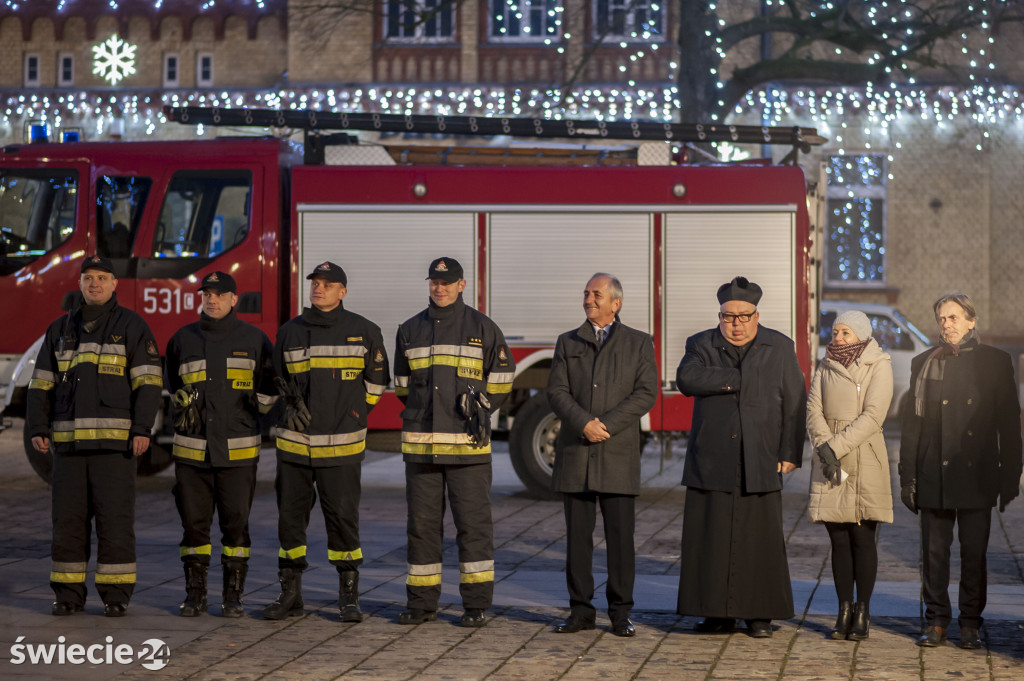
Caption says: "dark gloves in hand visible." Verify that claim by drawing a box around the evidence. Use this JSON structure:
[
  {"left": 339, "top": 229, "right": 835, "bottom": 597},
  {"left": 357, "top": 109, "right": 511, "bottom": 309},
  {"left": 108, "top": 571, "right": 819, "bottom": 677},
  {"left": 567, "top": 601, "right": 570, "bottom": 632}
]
[
  {"left": 275, "top": 376, "right": 311, "bottom": 433},
  {"left": 173, "top": 387, "right": 203, "bottom": 436},
  {"left": 999, "top": 483, "right": 1019, "bottom": 513},
  {"left": 457, "top": 387, "right": 492, "bottom": 447},
  {"left": 900, "top": 481, "right": 918, "bottom": 515},
  {"left": 816, "top": 443, "right": 842, "bottom": 485}
]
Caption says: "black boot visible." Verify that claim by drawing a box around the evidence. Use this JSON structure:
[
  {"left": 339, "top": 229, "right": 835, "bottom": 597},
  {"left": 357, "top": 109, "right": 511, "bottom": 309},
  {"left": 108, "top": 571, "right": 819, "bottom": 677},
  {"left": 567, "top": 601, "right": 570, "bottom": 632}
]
[
  {"left": 179, "top": 564, "right": 208, "bottom": 617},
  {"left": 829, "top": 601, "right": 852, "bottom": 640},
  {"left": 222, "top": 564, "right": 247, "bottom": 618},
  {"left": 848, "top": 602, "right": 870, "bottom": 641},
  {"left": 262, "top": 569, "right": 304, "bottom": 620},
  {"left": 339, "top": 570, "right": 363, "bottom": 623}
]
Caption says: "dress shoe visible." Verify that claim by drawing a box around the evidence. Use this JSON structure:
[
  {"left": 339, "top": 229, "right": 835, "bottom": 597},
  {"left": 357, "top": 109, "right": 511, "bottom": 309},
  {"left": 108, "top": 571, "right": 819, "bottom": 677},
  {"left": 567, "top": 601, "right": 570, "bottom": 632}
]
[
  {"left": 829, "top": 601, "right": 852, "bottom": 640},
  {"left": 460, "top": 608, "right": 486, "bottom": 628},
  {"left": 693, "top": 617, "right": 736, "bottom": 633},
  {"left": 612, "top": 619, "right": 636, "bottom": 637},
  {"left": 553, "top": 613, "right": 596, "bottom": 633},
  {"left": 746, "top": 620, "right": 773, "bottom": 638},
  {"left": 398, "top": 608, "right": 437, "bottom": 625},
  {"left": 103, "top": 603, "right": 128, "bottom": 618},
  {"left": 959, "top": 627, "right": 982, "bottom": 650},
  {"left": 917, "top": 625, "right": 947, "bottom": 647},
  {"left": 847, "top": 602, "right": 870, "bottom": 641},
  {"left": 51, "top": 601, "right": 83, "bottom": 616}
]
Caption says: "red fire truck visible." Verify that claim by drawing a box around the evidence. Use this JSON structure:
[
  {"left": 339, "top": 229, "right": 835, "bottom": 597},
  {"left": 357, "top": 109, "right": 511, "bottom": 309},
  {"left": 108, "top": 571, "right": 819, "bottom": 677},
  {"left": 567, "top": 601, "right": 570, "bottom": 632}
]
[{"left": 0, "top": 109, "right": 824, "bottom": 494}]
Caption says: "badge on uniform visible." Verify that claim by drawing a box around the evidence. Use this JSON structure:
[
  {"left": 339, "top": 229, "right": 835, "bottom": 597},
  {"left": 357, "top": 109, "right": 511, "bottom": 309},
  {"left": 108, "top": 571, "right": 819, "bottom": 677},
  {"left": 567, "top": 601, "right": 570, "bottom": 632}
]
[
  {"left": 146, "top": 339, "right": 160, "bottom": 360},
  {"left": 374, "top": 349, "right": 384, "bottom": 363},
  {"left": 467, "top": 336, "right": 482, "bottom": 346}
]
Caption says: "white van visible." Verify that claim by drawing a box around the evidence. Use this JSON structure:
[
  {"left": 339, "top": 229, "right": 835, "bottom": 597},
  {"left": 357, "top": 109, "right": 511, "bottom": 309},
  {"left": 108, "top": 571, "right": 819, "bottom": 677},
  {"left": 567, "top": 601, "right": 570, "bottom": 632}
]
[{"left": 818, "top": 301, "right": 934, "bottom": 420}]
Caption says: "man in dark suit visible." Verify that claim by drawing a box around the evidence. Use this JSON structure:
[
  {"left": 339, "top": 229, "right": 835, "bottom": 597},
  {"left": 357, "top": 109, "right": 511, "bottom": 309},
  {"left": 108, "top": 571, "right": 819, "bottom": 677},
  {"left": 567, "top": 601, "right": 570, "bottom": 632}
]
[
  {"left": 546, "top": 273, "right": 659, "bottom": 637},
  {"left": 900, "top": 292, "right": 1022, "bottom": 649},
  {"left": 675, "top": 276, "right": 806, "bottom": 638}
]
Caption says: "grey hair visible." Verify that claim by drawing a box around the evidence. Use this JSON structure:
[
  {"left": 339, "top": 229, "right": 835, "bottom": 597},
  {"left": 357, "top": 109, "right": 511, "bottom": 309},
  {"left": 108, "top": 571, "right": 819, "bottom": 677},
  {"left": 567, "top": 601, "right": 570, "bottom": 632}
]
[
  {"left": 589, "top": 272, "right": 623, "bottom": 301},
  {"left": 933, "top": 292, "right": 977, "bottom": 322}
]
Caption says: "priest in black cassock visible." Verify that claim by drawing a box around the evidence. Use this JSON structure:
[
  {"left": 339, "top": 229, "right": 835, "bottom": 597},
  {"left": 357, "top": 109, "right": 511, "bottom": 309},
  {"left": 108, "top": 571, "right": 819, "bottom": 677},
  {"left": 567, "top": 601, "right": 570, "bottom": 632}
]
[{"left": 675, "top": 276, "right": 807, "bottom": 638}]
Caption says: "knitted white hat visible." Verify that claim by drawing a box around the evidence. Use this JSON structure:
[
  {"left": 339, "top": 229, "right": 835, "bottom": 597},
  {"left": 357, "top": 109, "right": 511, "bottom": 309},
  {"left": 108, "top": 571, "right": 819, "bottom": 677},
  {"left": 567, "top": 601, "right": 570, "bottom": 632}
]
[{"left": 833, "top": 310, "right": 872, "bottom": 342}]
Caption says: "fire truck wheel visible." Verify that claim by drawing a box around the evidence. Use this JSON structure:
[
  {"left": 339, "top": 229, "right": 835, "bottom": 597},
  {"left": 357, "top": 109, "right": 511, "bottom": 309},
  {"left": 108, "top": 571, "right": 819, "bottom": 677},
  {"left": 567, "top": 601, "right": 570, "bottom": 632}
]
[
  {"left": 508, "top": 393, "right": 561, "bottom": 501},
  {"left": 22, "top": 427, "right": 173, "bottom": 483}
]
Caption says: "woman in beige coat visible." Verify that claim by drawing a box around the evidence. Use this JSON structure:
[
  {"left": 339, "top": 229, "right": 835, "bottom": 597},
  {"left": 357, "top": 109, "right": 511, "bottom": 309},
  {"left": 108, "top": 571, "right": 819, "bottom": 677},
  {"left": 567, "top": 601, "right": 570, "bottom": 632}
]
[{"left": 807, "top": 310, "right": 894, "bottom": 641}]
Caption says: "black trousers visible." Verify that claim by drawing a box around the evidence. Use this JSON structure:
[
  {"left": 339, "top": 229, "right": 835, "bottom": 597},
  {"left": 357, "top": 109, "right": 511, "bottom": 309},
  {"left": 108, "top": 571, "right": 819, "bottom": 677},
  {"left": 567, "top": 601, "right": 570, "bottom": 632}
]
[
  {"left": 920, "top": 507, "right": 992, "bottom": 628},
  {"left": 275, "top": 459, "right": 362, "bottom": 572},
  {"left": 405, "top": 461, "right": 494, "bottom": 611},
  {"left": 824, "top": 521, "right": 879, "bottom": 605},
  {"left": 50, "top": 450, "right": 136, "bottom": 606},
  {"left": 564, "top": 491, "right": 635, "bottom": 625},
  {"left": 173, "top": 462, "right": 257, "bottom": 568}
]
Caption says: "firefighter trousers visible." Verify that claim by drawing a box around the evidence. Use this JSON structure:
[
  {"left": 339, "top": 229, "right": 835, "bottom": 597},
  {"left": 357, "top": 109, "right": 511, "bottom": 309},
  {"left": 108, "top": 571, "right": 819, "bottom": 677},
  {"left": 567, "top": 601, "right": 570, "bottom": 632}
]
[
  {"left": 275, "top": 459, "right": 362, "bottom": 572},
  {"left": 173, "top": 462, "right": 257, "bottom": 569},
  {"left": 405, "top": 461, "right": 494, "bottom": 611},
  {"left": 50, "top": 450, "right": 137, "bottom": 606}
]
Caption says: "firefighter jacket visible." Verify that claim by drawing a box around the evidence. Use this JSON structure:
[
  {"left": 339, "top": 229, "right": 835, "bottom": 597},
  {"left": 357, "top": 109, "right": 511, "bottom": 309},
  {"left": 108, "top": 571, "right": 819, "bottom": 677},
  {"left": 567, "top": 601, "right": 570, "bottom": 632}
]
[
  {"left": 165, "top": 309, "right": 276, "bottom": 467},
  {"left": 395, "top": 295, "right": 515, "bottom": 464},
  {"left": 273, "top": 303, "right": 389, "bottom": 467},
  {"left": 27, "top": 292, "right": 163, "bottom": 452}
]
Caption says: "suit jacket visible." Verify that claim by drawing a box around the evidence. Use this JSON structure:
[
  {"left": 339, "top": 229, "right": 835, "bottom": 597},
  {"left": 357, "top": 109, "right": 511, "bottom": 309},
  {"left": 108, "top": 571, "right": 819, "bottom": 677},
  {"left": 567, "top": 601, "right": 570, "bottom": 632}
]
[
  {"left": 547, "top": 318, "right": 658, "bottom": 495},
  {"left": 899, "top": 342, "right": 1022, "bottom": 509},
  {"left": 676, "top": 325, "right": 807, "bottom": 493}
]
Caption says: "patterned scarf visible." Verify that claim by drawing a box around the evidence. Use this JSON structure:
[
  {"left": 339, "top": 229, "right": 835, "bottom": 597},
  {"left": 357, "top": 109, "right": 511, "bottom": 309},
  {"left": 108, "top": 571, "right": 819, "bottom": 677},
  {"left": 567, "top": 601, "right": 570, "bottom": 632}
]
[
  {"left": 913, "top": 329, "right": 978, "bottom": 417},
  {"left": 826, "top": 338, "right": 871, "bottom": 368}
]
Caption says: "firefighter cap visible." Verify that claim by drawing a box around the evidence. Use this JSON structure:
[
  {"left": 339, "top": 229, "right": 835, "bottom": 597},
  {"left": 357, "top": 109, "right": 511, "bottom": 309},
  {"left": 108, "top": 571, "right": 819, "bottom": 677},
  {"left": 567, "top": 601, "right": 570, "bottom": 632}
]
[
  {"left": 199, "top": 270, "right": 237, "bottom": 294},
  {"left": 306, "top": 261, "right": 347, "bottom": 286},
  {"left": 717, "top": 276, "right": 762, "bottom": 306},
  {"left": 426, "top": 257, "right": 463, "bottom": 283},
  {"left": 80, "top": 255, "right": 115, "bottom": 275}
]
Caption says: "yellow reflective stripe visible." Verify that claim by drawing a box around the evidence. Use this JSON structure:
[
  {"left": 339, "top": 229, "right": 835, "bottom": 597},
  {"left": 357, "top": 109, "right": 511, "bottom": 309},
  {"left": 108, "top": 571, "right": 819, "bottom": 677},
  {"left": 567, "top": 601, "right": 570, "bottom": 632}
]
[
  {"left": 29, "top": 378, "right": 55, "bottom": 391},
  {"left": 311, "top": 442, "right": 365, "bottom": 458},
  {"left": 228, "top": 446, "right": 259, "bottom": 461},
  {"left": 69, "top": 352, "right": 101, "bottom": 369},
  {"left": 173, "top": 444, "right": 206, "bottom": 461},
  {"left": 98, "top": 354, "right": 127, "bottom": 367},
  {"left": 182, "top": 370, "right": 206, "bottom": 384},
  {"left": 95, "top": 573, "right": 136, "bottom": 584},
  {"left": 286, "top": 360, "right": 310, "bottom": 374},
  {"left": 407, "top": 574, "right": 442, "bottom": 587},
  {"left": 486, "top": 382, "right": 513, "bottom": 394},
  {"left": 179, "top": 359, "right": 206, "bottom": 374},
  {"left": 402, "top": 442, "right": 491, "bottom": 456},
  {"left": 409, "top": 355, "right": 483, "bottom": 372},
  {"left": 328, "top": 548, "right": 363, "bottom": 561},
  {"left": 132, "top": 374, "right": 163, "bottom": 390},
  {"left": 279, "top": 546, "right": 306, "bottom": 559},
  {"left": 460, "top": 571, "right": 494, "bottom": 584},
  {"left": 402, "top": 430, "right": 474, "bottom": 445},
  {"left": 366, "top": 393, "right": 381, "bottom": 405},
  {"left": 50, "top": 572, "right": 87, "bottom": 583},
  {"left": 309, "top": 357, "right": 365, "bottom": 370},
  {"left": 179, "top": 544, "right": 213, "bottom": 557},
  {"left": 226, "top": 368, "right": 254, "bottom": 381},
  {"left": 276, "top": 436, "right": 308, "bottom": 456},
  {"left": 57, "top": 360, "right": 71, "bottom": 372},
  {"left": 54, "top": 428, "right": 131, "bottom": 443},
  {"left": 222, "top": 546, "right": 250, "bottom": 558},
  {"left": 395, "top": 386, "right": 409, "bottom": 397}
]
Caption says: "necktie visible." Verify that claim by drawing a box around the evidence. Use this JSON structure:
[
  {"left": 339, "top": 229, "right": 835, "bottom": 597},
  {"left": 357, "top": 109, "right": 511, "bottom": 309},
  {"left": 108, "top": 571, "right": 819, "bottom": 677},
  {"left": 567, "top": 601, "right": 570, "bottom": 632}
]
[{"left": 596, "top": 328, "right": 605, "bottom": 347}]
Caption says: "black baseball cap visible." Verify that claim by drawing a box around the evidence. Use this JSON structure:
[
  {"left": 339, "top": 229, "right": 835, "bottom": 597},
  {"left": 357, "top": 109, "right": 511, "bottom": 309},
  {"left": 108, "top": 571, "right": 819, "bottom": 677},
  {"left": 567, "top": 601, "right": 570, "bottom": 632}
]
[
  {"left": 426, "top": 257, "right": 463, "bottom": 283},
  {"left": 199, "top": 271, "right": 237, "bottom": 294},
  {"left": 80, "top": 254, "right": 115, "bottom": 275},
  {"left": 307, "top": 261, "right": 347, "bottom": 286}
]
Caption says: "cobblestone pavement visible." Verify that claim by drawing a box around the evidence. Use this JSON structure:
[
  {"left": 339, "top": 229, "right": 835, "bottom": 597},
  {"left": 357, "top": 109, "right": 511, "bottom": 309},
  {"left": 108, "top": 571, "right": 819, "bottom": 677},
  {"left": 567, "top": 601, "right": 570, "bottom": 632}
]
[{"left": 1, "top": 418, "right": 1023, "bottom": 680}]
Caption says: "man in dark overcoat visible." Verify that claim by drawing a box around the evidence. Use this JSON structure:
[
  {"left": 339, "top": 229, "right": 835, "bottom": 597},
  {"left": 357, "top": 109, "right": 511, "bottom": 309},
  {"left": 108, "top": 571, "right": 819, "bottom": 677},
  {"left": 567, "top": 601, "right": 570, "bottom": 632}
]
[
  {"left": 900, "top": 292, "right": 1022, "bottom": 649},
  {"left": 547, "top": 273, "right": 658, "bottom": 637},
  {"left": 675, "top": 276, "right": 806, "bottom": 638}
]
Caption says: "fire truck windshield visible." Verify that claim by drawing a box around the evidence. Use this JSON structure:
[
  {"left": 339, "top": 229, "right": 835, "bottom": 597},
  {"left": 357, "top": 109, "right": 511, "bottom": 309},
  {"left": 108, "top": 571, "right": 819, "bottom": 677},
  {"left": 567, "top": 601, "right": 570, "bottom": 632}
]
[{"left": 0, "top": 169, "right": 77, "bottom": 275}]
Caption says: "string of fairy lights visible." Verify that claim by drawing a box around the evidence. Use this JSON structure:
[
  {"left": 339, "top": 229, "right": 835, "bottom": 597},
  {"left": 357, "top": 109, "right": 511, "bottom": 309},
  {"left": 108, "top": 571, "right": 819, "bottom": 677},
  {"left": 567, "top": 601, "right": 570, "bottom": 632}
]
[{"left": 3, "top": 0, "right": 1021, "bottom": 156}]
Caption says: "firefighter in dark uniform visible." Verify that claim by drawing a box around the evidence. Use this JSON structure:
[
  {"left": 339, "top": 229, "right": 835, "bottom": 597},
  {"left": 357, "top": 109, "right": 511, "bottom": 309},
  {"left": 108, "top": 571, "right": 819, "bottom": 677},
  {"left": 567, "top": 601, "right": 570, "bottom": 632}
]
[
  {"left": 394, "top": 257, "right": 515, "bottom": 627},
  {"left": 165, "top": 271, "right": 275, "bottom": 618},
  {"left": 27, "top": 255, "right": 163, "bottom": 617},
  {"left": 262, "top": 261, "right": 389, "bottom": 621}
]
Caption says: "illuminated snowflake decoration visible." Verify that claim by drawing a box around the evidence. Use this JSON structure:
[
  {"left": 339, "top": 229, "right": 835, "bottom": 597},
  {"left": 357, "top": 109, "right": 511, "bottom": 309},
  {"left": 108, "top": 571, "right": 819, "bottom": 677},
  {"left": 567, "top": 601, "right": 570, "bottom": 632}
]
[{"left": 92, "top": 34, "right": 137, "bottom": 86}]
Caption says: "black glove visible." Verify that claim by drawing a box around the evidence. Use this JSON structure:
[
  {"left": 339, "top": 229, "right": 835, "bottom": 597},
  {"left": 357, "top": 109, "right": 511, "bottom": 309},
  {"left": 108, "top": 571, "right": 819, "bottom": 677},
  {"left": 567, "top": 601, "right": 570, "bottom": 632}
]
[
  {"left": 816, "top": 443, "right": 841, "bottom": 486},
  {"left": 901, "top": 481, "right": 918, "bottom": 515},
  {"left": 173, "top": 387, "right": 203, "bottom": 436},
  {"left": 457, "top": 387, "right": 492, "bottom": 447},
  {"left": 275, "top": 376, "right": 311, "bottom": 433},
  {"left": 999, "top": 483, "right": 1019, "bottom": 513}
]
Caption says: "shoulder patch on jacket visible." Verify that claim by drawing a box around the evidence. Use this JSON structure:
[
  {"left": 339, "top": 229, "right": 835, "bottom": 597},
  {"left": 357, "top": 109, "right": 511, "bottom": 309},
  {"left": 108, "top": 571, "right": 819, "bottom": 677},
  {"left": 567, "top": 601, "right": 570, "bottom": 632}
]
[
  {"left": 374, "top": 349, "right": 384, "bottom": 363},
  {"left": 146, "top": 339, "right": 160, "bottom": 360}
]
